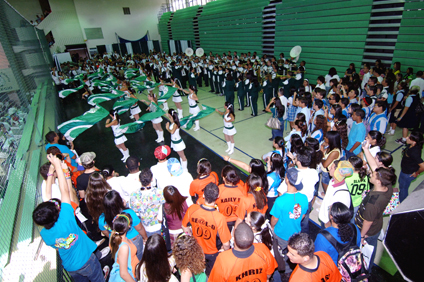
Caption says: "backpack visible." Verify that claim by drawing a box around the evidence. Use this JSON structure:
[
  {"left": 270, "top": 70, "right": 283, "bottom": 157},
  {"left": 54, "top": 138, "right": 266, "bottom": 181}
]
[{"left": 319, "top": 224, "right": 370, "bottom": 282}]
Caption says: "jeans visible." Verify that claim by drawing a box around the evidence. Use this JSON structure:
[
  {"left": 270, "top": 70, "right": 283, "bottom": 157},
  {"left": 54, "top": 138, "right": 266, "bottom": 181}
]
[
  {"left": 205, "top": 252, "right": 219, "bottom": 276},
  {"left": 365, "top": 231, "right": 380, "bottom": 272},
  {"left": 301, "top": 201, "right": 312, "bottom": 234},
  {"left": 275, "top": 235, "right": 294, "bottom": 274},
  {"left": 130, "top": 234, "right": 144, "bottom": 261},
  {"left": 68, "top": 253, "right": 105, "bottom": 282},
  {"left": 345, "top": 150, "right": 357, "bottom": 160},
  {"left": 272, "top": 123, "right": 285, "bottom": 139},
  {"left": 266, "top": 196, "right": 277, "bottom": 220},
  {"left": 146, "top": 229, "right": 162, "bottom": 238},
  {"left": 321, "top": 171, "right": 330, "bottom": 186},
  {"left": 350, "top": 205, "right": 360, "bottom": 224},
  {"left": 399, "top": 170, "right": 416, "bottom": 202}
]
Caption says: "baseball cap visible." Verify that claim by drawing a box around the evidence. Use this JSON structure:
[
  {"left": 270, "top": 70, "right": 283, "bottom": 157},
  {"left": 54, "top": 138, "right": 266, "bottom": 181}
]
[
  {"left": 80, "top": 152, "right": 96, "bottom": 165},
  {"left": 286, "top": 167, "right": 303, "bottom": 191},
  {"left": 154, "top": 145, "right": 171, "bottom": 160},
  {"left": 167, "top": 158, "right": 183, "bottom": 177},
  {"left": 334, "top": 161, "right": 354, "bottom": 182}
]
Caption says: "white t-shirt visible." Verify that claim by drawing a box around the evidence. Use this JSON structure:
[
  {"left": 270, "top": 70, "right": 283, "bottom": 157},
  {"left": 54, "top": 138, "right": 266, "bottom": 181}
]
[
  {"left": 161, "top": 171, "right": 194, "bottom": 206},
  {"left": 150, "top": 161, "right": 170, "bottom": 190},
  {"left": 410, "top": 77, "right": 424, "bottom": 95},
  {"left": 325, "top": 75, "right": 340, "bottom": 87},
  {"left": 107, "top": 176, "right": 124, "bottom": 196},
  {"left": 361, "top": 72, "right": 371, "bottom": 89},
  {"left": 120, "top": 172, "right": 141, "bottom": 202},
  {"left": 318, "top": 180, "right": 351, "bottom": 224},
  {"left": 300, "top": 107, "right": 311, "bottom": 126},
  {"left": 41, "top": 179, "right": 61, "bottom": 202},
  {"left": 277, "top": 168, "right": 318, "bottom": 202}
]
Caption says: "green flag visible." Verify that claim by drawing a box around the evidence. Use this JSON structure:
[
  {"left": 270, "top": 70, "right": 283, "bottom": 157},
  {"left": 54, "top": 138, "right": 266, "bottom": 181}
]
[
  {"left": 58, "top": 106, "right": 109, "bottom": 141},
  {"left": 158, "top": 86, "right": 178, "bottom": 103},
  {"left": 180, "top": 104, "right": 215, "bottom": 130},
  {"left": 113, "top": 98, "right": 138, "bottom": 115},
  {"left": 119, "top": 120, "right": 145, "bottom": 133},
  {"left": 59, "top": 88, "right": 78, "bottom": 98},
  {"left": 87, "top": 93, "right": 122, "bottom": 106}
]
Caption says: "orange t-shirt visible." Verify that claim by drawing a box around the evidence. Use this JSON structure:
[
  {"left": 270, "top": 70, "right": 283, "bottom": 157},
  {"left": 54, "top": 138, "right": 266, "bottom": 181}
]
[
  {"left": 189, "top": 172, "right": 219, "bottom": 203},
  {"left": 209, "top": 243, "right": 278, "bottom": 282},
  {"left": 289, "top": 251, "right": 342, "bottom": 282},
  {"left": 182, "top": 204, "right": 231, "bottom": 254},
  {"left": 236, "top": 193, "right": 268, "bottom": 220},
  {"left": 114, "top": 240, "right": 140, "bottom": 277},
  {"left": 216, "top": 184, "right": 247, "bottom": 222}
]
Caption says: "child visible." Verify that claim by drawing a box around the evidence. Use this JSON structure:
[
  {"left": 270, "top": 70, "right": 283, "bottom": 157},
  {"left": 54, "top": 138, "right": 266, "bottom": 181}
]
[{"left": 311, "top": 115, "right": 327, "bottom": 143}]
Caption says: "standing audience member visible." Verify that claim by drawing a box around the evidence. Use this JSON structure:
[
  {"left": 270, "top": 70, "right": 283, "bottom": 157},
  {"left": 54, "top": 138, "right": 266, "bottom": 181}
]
[
  {"left": 150, "top": 145, "right": 171, "bottom": 190},
  {"left": 173, "top": 234, "right": 207, "bottom": 282},
  {"left": 346, "top": 109, "right": 366, "bottom": 158}
]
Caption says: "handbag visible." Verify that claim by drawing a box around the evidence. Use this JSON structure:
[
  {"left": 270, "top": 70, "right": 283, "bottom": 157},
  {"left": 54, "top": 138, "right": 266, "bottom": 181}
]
[
  {"left": 266, "top": 116, "right": 281, "bottom": 129},
  {"left": 361, "top": 190, "right": 400, "bottom": 216},
  {"left": 161, "top": 204, "right": 172, "bottom": 251},
  {"left": 415, "top": 101, "right": 424, "bottom": 114}
]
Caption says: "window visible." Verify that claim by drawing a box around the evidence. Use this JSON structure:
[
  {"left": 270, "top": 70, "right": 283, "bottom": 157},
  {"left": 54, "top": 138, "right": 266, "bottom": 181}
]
[{"left": 123, "top": 7, "right": 131, "bottom": 15}]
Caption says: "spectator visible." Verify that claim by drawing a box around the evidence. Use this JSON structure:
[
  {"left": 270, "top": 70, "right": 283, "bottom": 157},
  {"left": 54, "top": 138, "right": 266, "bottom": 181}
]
[
  {"left": 150, "top": 145, "right": 171, "bottom": 190},
  {"left": 346, "top": 109, "right": 366, "bottom": 158},
  {"left": 162, "top": 158, "right": 194, "bottom": 206},
  {"left": 45, "top": 131, "right": 77, "bottom": 167},
  {"left": 173, "top": 234, "right": 207, "bottom": 281},
  {"left": 120, "top": 156, "right": 142, "bottom": 202}
]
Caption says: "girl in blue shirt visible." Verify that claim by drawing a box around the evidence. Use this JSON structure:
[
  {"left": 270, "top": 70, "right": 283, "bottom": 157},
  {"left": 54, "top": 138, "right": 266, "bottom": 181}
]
[{"left": 310, "top": 115, "right": 327, "bottom": 143}]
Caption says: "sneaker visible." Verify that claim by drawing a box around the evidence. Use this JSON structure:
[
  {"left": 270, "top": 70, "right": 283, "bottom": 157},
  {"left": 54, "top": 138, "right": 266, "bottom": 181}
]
[
  {"left": 193, "top": 127, "right": 200, "bottom": 131},
  {"left": 156, "top": 138, "right": 164, "bottom": 143},
  {"left": 95, "top": 238, "right": 105, "bottom": 247},
  {"left": 100, "top": 247, "right": 111, "bottom": 260},
  {"left": 387, "top": 130, "right": 395, "bottom": 136},
  {"left": 103, "top": 265, "right": 110, "bottom": 280},
  {"left": 269, "top": 138, "right": 273, "bottom": 141},
  {"left": 395, "top": 138, "right": 406, "bottom": 145}
]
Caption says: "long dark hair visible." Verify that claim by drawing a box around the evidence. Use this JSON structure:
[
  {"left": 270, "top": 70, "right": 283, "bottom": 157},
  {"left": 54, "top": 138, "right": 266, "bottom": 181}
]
[
  {"left": 326, "top": 131, "right": 341, "bottom": 152},
  {"left": 290, "top": 134, "right": 304, "bottom": 154},
  {"left": 275, "top": 98, "right": 285, "bottom": 118},
  {"left": 136, "top": 234, "right": 171, "bottom": 282},
  {"left": 249, "top": 211, "right": 272, "bottom": 250},
  {"left": 305, "top": 138, "right": 323, "bottom": 168},
  {"left": 312, "top": 115, "right": 327, "bottom": 137},
  {"left": 163, "top": 185, "right": 187, "bottom": 220},
  {"left": 330, "top": 202, "right": 353, "bottom": 242},
  {"left": 168, "top": 109, "right": 180, "bottom": 128},
  {"left": 268, "top": 153, "right": 285, "bottom": 179},
  {"left": 109, "top": 212, "right": 132, "bottom": 258},
  {"left": 376, "top": 152, "right": 393, "bottom": 168},
  {"left": 109, "top": 109, "right": 120, "bottom": 123},
  {"left": 103, "top": 190, "right": 126, "bottom": 229},
  {"left": 246, "top": 173, "right": 267, "bottom": 211},
  {"left": 335, "top": 120, "right": 348, "bottom": 150},
  {"left": 249, "top": 159, "right": 269, "bottom": 192},
  {"left": 225, "top": 101, "right": 235, "bottom": 118},
  {"left": 86, "top": 172, "right": 111, "bottom": 223},
  {"left": 368, "top": 131, "right": 386, "bottom": 148},
  {"left": 409, "top": 130, "right": 424, "bottom": 149},
  {"left": 375, "top": 167, "right": 397, "bottom": 187},
  {"left": 196, "top": 158, "right": 212, "bottom": 178},
  {"left": 221, "top": 165, "right": 241, "bottom": 185},
  {"left": 295, "top": 120, "right": 307, "bottom": 137}
]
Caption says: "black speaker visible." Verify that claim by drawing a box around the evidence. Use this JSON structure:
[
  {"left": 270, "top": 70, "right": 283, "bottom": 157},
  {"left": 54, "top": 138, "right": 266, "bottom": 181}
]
[{"left": 384, "top": 182, "right": 424, "bottom": 282}]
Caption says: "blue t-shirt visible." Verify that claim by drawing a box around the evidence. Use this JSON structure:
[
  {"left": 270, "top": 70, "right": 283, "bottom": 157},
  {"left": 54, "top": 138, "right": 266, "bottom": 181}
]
[
  {"left": 347, "top": 121, "right": 366, "bottom": 155},
  {"left": 311, "top": 129, "right": 324, "bottom": 143},
  {"left": 270, "top": 192, "right": 308, "bottom": 241},
  {"left": 45, "top": 143, "right": 77, "bottom": 167},
  {"left": 98, "top": 209, "right": 141, "bottom": 240},
  {"left": 314, "top": 225, "right": 362, "bottom": 265},
  {"left": 342, "top": 108, "right": 349, "bottom": 118},
  {"left": 271, "top": 107, "right": 284, "bottom": 123},
  {"left": 40, "top": 203, "right": 96, "bottom": 271}
]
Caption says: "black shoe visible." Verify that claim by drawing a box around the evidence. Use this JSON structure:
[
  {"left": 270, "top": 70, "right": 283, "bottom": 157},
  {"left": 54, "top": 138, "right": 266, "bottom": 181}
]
[
  {"left": 215, "top": 92, "right": 220, "bottom": 94},
  {"left": 209, "top": 90, "right": 214, "bottom": 93},
  {"left": 269, "top": 138, "right": 273, "bottom": 141},
  {"left": 263, "top": 109, "right": 267, "bottom": 112}
]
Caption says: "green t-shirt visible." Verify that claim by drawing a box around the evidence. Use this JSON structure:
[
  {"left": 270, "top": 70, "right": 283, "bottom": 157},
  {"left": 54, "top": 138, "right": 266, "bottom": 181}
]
[
  {"left": 345, "top": 172, "right": 370, "bottom": 207},
  {"left": 191, "top": 272, "right": 207, "bottom": 282}
]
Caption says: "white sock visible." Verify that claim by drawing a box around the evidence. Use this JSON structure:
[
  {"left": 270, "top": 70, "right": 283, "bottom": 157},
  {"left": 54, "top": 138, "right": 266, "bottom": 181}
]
[
  {"left": 155, "top": 130, "right": 160, "bottom": 139},
  {"left": 181, "top": 160, "right": 188, "bottom": 170},
  {"left": 163, "top": 102, "right": 169, "bottom": 110},
  {"left": 118, "top": 148, "right": 124, "bottom": 154},
  {"left": 194, "top": 120, "right": 200, "bottom": 129},
  {"left": 177, "top": 109, "right": 183, "bottom": 119},
  {"left": 158, "top": 130, "right": 164, "bottom": 140},
  {"left": 123, "top": 149, "right": 129, "bottom": 158}
]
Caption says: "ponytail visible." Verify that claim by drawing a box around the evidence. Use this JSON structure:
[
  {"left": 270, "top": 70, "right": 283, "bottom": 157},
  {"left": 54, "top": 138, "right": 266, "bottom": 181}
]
[
  {"left": 247, "top": 173, "right": 267, "bottom": 211},
  {"left": 109, "top": 213, "right": 132, "bottom": 259},
  {"left": 168, "top": 109, "right": 180, "bottom": 128}
]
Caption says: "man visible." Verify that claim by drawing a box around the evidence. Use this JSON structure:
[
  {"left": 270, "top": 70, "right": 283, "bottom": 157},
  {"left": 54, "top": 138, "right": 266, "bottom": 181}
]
[
  {"left": 182, "top": 183, "right": 231, "bottom": 275},
  {"left": 120, "top": 156, "right": 142, "bottom": 201},
  {"left": 76, "top": 152, "right": 97, "bottom": 199},
  {"left": 271, "top": 167, "right": 309, "bottom": 275},
  {"left": 287, "top": 233, "right": 341, "bottom": 282},
  {"left": 129, "top": 168, "right": 164, "bottom": 237},
  {"left": 209, "top": 223, "right": 277, "bottom": 282},
  {"left": 361, "top": 63, "right": 371, "bottom": 93},
  {"left": 162, "top": 158, "right": 194, "bottom": 206},
  {"left": 150, "top": 145, "right": 171, "bottom": 190},
  {"left": 346, "top": 109, "right": 366, "bottom": 158},
  {"left": 368, "top": 100, "right": 388, "bottom": 134},
  {"left": 45, "top": 131, "right": 77, "bottom": 167},
  {"left": 319, "top": 161, "right": 353, "bottom": 228},
  {"left": 410, "top": 70, "right": 424, "bottom": 94}
]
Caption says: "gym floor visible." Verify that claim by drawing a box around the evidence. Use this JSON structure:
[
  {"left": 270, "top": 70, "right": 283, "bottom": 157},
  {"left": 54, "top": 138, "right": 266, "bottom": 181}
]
[{"left": 63, "top": 83, "right": 411, "bottom": 281}]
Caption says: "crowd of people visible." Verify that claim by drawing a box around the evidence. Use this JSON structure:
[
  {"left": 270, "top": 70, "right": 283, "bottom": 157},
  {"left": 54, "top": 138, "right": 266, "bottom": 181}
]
[{"left": 37, "top": 49, "right": 424, "bottom": 282}]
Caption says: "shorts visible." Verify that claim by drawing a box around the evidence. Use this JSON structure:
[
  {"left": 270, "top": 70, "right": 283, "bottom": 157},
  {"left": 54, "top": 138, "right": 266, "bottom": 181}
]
[
  {"left": 151, "top": 117, "right": 163, "bottom": 124},
  {"left": 114, "top": 135, "right": 127, "bottom": 145},
  {"left": 171, "top": 139, "right": 186, "bottom": 151},
  {"left": 223, "top": 127, "right": 237, "bottom": 136},
  {"left": 189, "top": 107, "right": 200, "bottom": 116},
  {"left": 321, "top": 171, "right": 330, "bottom": 185}
]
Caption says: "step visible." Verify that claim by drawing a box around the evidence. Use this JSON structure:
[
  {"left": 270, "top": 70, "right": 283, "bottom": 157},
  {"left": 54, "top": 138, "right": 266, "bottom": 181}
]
[
  {"left": 371, "top": 7, "right": 404, "bottom": 13},
  {"left": 363, "top": 52, "right": 393, "bottom": 57},
  {"left": 367, "top": 30, "right": 399, "bottom": 35},
  {"left": 365, "top": 45, "right": 395, "bottom": 50},
  {"left": 366, "top": 38, "right": 397, "bottom": 42},
  {"left": 369, "top": 23, "right": 401, "bottom": 28},
  {"left": 372, "top": 0, "right": 406, "bottom": 5},
  {"left": 370, "top": 15, "right": 403, "bottom": 20}
]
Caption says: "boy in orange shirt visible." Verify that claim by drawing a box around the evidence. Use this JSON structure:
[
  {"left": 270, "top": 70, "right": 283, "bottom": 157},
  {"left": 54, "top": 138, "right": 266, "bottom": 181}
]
[
  {"left": 182, "top": 182, "right": 231, "bottom": 276},
  {"left": 288, "top": 233, "right": 341, "bottom": 282},
  {"left": 209, "top": 222, "right": 277, "bottom": 281}
]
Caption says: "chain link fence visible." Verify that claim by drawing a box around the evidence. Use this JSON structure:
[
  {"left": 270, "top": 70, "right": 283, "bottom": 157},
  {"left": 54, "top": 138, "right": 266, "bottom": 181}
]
[{"left": 0, "top": 1, "right": 61, "bottom": 281}]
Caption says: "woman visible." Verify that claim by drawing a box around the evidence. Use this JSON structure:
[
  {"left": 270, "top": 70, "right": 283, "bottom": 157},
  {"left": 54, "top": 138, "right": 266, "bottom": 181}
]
[
  {"left": 85, "top": 172, "right": 111, "bottom": 224},
  {"left": 246, "top": 211, "right": 273, "bottom": 252},
  {"left": 215, "top": 102, "right": 237, "bottom": 155},
  {"left": 284, "top": 119, "right": 307, "bottom": 151},
  {"left": 32, "top": 154, "right": 104, "bottom": 282},
  {"left": 396, "top": 88, "right": 420, "bottom": 145},
  {"left": 173, "top": 235, "right": 207, "bottom": 282},
  {"left": 99, "top": 190, "right": 148, "bottom": 260},
  {"left": 105, "top": 110, "right": 130, "bottom": 162},
  {"left": 266, "top": 153, "right": 284, "bottom": 219},
  {"left": 325, "top": 67, "right": 340, "bottom": 94},
  {"left": 363, "top": 130, "right": 386, "bottom": 161},
  {"left": 170, "top": 76, "right": 184, "bottom": 119},
  {"left": 262, "top": 136, "right": 285, "bottom": 162},
  {"left": 109, "top": 213, "right": 139, "bottom": 282},
  {"left": 346, "top": 156, "right": 370, "bottom": 221},
  {"left": 399, "top": 131, "right": 424, "bottom": 202},
  {"left": 235, "top": 173, "right": 268, "bottom": 227},
  {"left": 160, "top": 185, "right": 189, "bottom": 247},
  {"left": 266, "top": 97, "right": 285, "bottom": 140},
  {"left": 136, "top": 234, "right": 178, "bottom": 282},
  {"left": 166, "top": 109, "right": 187, "bottom": 170},
  {"left": 345, "top": 63, "right": 356, "bottom": 77},
  {"left": 320, "top": 131, "right": 342, "bottom": 193},
  {"left": 315, "top": 202, "right": 361, "bottom": 265},
  {"left": 179, "top": 85, "right": 201, "bottom": 131},
  {"left": 189, "top": 158, "right": 219, "bottom": 203},
  {"left": 305, "top": 138, "right": 324, "bottom": 207},
  {"left": 141, "top": 92, "right": 165, "bottom": 143},
  {"left": 121, "top": 81, "right": 141, "bottom": 121},
  {"left": 310, "top": 115, "right": 327, "bottom": 143},
  {"left": 355, "top": 167, "right": 396, "bottom": 271},
  {"left": 102, "top": 165, "right": 123, "bottom": 193}
]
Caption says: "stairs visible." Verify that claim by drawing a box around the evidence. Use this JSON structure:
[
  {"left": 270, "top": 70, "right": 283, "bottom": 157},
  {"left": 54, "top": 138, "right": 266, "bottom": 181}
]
[
  {"left": 193, "top": 6, "right": 204, "bottom": 49},
  {"left": 362, "top": 0, "right": 405, "bottom": 67},
  {"left": 262, "top": 0, "right": 282, "bottom": 56},
  {"left": 167, "top": 12, "right": 175, "bottom": 40}
]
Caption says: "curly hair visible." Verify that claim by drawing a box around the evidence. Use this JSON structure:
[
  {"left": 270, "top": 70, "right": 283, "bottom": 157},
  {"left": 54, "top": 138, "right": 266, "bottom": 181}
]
[
  {"left": 86, "top": 172, "right": 111, "bottom": 223},
  {"left": 172, "top": 235, "right": 205, "bottom": 275}
]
